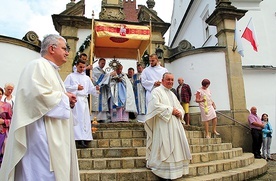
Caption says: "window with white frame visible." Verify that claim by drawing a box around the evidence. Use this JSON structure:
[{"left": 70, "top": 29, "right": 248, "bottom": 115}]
[{"left": 201, "top": 10, "right": 210, "bottom": 40}]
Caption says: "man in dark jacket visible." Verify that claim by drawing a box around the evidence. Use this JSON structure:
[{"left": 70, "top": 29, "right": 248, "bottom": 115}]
[{"left": 176, "top": 78, "right": 192, "bottom": 125}]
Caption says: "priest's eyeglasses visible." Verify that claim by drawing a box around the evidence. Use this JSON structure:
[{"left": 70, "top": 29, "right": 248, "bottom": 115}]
[{"left": 51, "top": 44, "right": 70, "bottom": 52}]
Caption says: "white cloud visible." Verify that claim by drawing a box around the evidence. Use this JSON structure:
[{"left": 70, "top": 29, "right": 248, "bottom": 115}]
[{"left": 0, "top": 0, "right": 172, "bottom": 42}]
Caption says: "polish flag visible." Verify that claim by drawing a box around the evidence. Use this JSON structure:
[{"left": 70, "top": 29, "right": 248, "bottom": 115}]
[{"left": 242, "top": 18, "right": 258, "bottom": 51}]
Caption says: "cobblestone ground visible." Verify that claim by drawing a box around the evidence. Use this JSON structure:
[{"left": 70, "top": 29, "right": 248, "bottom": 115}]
[{"left": 249, "top": 154, "right": 276, "bottom": 181}]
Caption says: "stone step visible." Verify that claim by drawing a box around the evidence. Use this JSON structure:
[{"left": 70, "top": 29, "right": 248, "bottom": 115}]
[
  {"left": 90, "top": 138, "right": 146, "bottom": 148},
  {"left": 93, "top": 130, "right": 211, "bottom": 139},
  {"left": 183, "top": 158, "right": 268, "bottom": 181},
  {"left": 190, "top": 143, "right": 232, "bottom": 153},
  {"left": 77, "top": 147, "right": 242, "bottom": 164},
  {"left": 185, "top": 131, "right": 215, "bottom": 138},
  {"left": 189, "top": 153, "right": 254, "bottom": 176},
  {"left": 90, "top": 131, "right": 214, "bottom": 139},
  {"left": 79, "top": 168, "right": 159, "bottom": 181},
  {"left": 95, "top": 122, "right": 145, "bottom": 130},
  {"left": 79, "top": 157, "right": 267, "bottom": 181},
  {"left": 89, "top": 138, "right": 229, "bottom": 153},
  {"left": 77, "top": 147, "right": 146, "bottom": 159},
  {"left": 89, "top": 137, "right": 222, "bottom": 148},
  {"left": 78, "top": 156, "right": 146, "bottom": 170},
  {"left": 92, "top": 130, "right": 146, "bottom": 139},
  {"left": 78, "top": 152, "right": 253, "bottom": 171},
  {"left": 191, "top": 148, "right": 243, "bottom": 164},
  {"left": 188, "top": 137, "right": 222, "bottom": 145},
  {"left": 94, "top": 122, "right": 202, "bottom": 132}
]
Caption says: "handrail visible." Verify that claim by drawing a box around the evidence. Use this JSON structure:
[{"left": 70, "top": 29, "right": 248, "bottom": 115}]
[{"left": 216, "top": 111, "right": 251, "bottom": 130}]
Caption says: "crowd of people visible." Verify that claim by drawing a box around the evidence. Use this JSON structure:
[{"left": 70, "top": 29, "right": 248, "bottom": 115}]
[{"left": 0, "top": 34, "right": 273, "bottom": 180}]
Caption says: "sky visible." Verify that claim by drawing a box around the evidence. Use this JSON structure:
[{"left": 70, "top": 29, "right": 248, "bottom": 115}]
[{"left": 0, "top": 0, "right": 173, "bottom": 43}]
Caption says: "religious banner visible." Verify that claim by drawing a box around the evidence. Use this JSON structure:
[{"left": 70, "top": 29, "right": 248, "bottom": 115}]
[
  {"left": 93, "top": 21, "right": 150, "bottom": 59},
  {"left": 95, "top": 21, "right": 150, "bottom": 40}
]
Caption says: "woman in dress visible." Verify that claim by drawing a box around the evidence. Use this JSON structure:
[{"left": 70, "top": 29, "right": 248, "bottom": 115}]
[
  {"left": 0, "top": 87, "right": 12, "bottom": 167},
  {"left": 195, "top": 79, "right": 219, "bottom": 138}
]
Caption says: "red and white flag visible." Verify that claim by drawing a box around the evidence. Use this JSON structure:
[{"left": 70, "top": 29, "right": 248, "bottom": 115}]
[{"left": 242, "top": 18, "right": 258, "bottom": 51}]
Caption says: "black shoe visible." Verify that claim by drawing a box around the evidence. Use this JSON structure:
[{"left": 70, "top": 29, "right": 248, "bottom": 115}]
[
  {"left": 255, "top": 155, "right": 262, "bottom": 159},
  {"left": 77, "top": 140, "right": 88, "bottom": 148}
]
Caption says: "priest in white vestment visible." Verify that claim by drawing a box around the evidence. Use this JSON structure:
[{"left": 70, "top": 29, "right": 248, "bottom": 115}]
[
  {"left": 141, "top": 54, "right": 168, "bottom": 105},
  {"left": 91, "top": 58, "right": 114, "bottom": 123},
  {"left": 133, "top": 64, "right": 147, "bottom": 122},
  {"left": 64, "top": 59, "right": 99, "bottom": 148},
  {"left": 0, "top": 34, "right": 80, "bottom": 181},
  {"left": 110, "top": 64, "right": 137, "bottom": 122},
  {"left": 145, "top": 72, "right": 192, "bottom": 180}
]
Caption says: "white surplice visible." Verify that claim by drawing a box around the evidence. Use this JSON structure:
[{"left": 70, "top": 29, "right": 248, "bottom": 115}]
[
  {"left": 64, "top": 71, "right": 98, "bottom": 140},
  {"left": 141, "top": 65, "right": 168, "bottom": 104},
  {"left": 145, "top": 85, "right": 192, "bottom": 180}
]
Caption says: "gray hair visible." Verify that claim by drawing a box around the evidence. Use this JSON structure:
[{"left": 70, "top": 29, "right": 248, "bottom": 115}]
[
  {"left": 40, "top": 34, "right": 66, "bottom": 56},
  {"left": 162, "top": 72, "right": 172, "bottom": 79},
  {"left": 4, "top": 82, "right": 14, "bottom": 88}
]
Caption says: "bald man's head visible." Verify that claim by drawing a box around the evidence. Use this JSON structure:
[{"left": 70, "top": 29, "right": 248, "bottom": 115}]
[{"left": 178, "top": 78, "right": 184, "bottom": 85}]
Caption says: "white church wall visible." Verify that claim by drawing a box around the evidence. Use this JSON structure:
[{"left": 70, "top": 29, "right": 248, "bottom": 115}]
[
  {"left": 0, "top": 42, "right": 40, "bottom": 93},
  {"left": 170, "top": 0, "right": 276, "bottom": 153},
  {"left": 169, "top": 0, "right": 190, "bottom": 46},
  {"left": 169, "top": 0, "right": 217, "bottom": 48},
  {"left": 243, "top": 69, "right": 276, "bottom": 153},
  {"left": 171, "top": 0, "right": 276, "bottom": 66},
  {"left": 165, "top": 51, "right": 230, "bottom": 112}
]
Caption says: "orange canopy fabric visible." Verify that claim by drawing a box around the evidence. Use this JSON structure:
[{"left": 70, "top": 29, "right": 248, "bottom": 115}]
[{"left": 93, "top": 21, "right": 150, "bottom": 59}]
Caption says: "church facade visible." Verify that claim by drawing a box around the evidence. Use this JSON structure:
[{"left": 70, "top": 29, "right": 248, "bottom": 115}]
[{"left": 167, "top": 0, "right": 276, "bottom": 153}]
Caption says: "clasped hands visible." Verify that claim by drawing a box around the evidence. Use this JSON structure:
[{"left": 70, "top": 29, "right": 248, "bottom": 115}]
[
  {"left": 66, "top": 92, "right": 77, "bottom": 108},
  {"left": 172, "top": 108, "right": 182, "bottom": 119}
]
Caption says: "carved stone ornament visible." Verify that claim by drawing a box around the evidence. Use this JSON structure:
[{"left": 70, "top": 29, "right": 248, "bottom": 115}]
[
  {"left": 177, "top": 40, "right": 193, "bottom": 52},
  {"left": 22, "top": 31, "right": 41, "bottom": 46},
  {"left": 100, "top": 9, "right": 125, "bottom": 20},
  {"left": 99, "top": 0, "right": 125, "bottom": 20}
]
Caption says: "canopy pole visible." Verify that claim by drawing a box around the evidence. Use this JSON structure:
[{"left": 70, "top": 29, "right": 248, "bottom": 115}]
[
  {"left": 137, "top": 49, "right": 140, "bottom": 63},
  {"left": 149, "top": 15, "right": 152, "bottom": 55},
  {"left": 90, "top": 10, "right": 95, "bottom": 113}
]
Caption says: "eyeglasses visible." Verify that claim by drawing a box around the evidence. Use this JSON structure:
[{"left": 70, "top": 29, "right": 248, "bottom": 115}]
[
  {"left": 51, "top": 44, "right": 70, "bottom": 52},
  {"left": 61, "top": 47, "right": 70, "bottom": 52}
]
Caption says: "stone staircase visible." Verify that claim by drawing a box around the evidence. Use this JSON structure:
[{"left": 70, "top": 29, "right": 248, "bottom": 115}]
[{"left": 78, "top": 122, "right": 267, "bottom": 181}]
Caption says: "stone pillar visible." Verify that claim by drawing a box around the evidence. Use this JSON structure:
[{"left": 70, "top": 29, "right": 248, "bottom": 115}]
[
  {"left": 59, "top": 26, "right": 79, "bottom": 80},
  {"left": 206, "top": 0, "right": 251, "bottom": 150},
  {"left": 206, "top": 0, "right": 248, "bottom": 122}
]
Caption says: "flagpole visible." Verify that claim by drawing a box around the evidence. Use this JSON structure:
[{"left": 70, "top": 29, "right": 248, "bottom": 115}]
[
  {"left": 245, "top": 17, "right": 252, "bottom": 28},
  {"left": 89, "top": 10, "right": 95, "bottom": 113},
  {"left": 241, "top": 17, "right": 252, "bottom": 38}
]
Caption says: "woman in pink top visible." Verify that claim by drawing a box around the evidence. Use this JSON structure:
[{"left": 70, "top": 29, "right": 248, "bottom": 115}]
[
  {"left": 0, "top": 87, "right": 12, "bottom": 167},
  {"left": 195, "top": 79, "right": 219, "bottom": 138}
]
